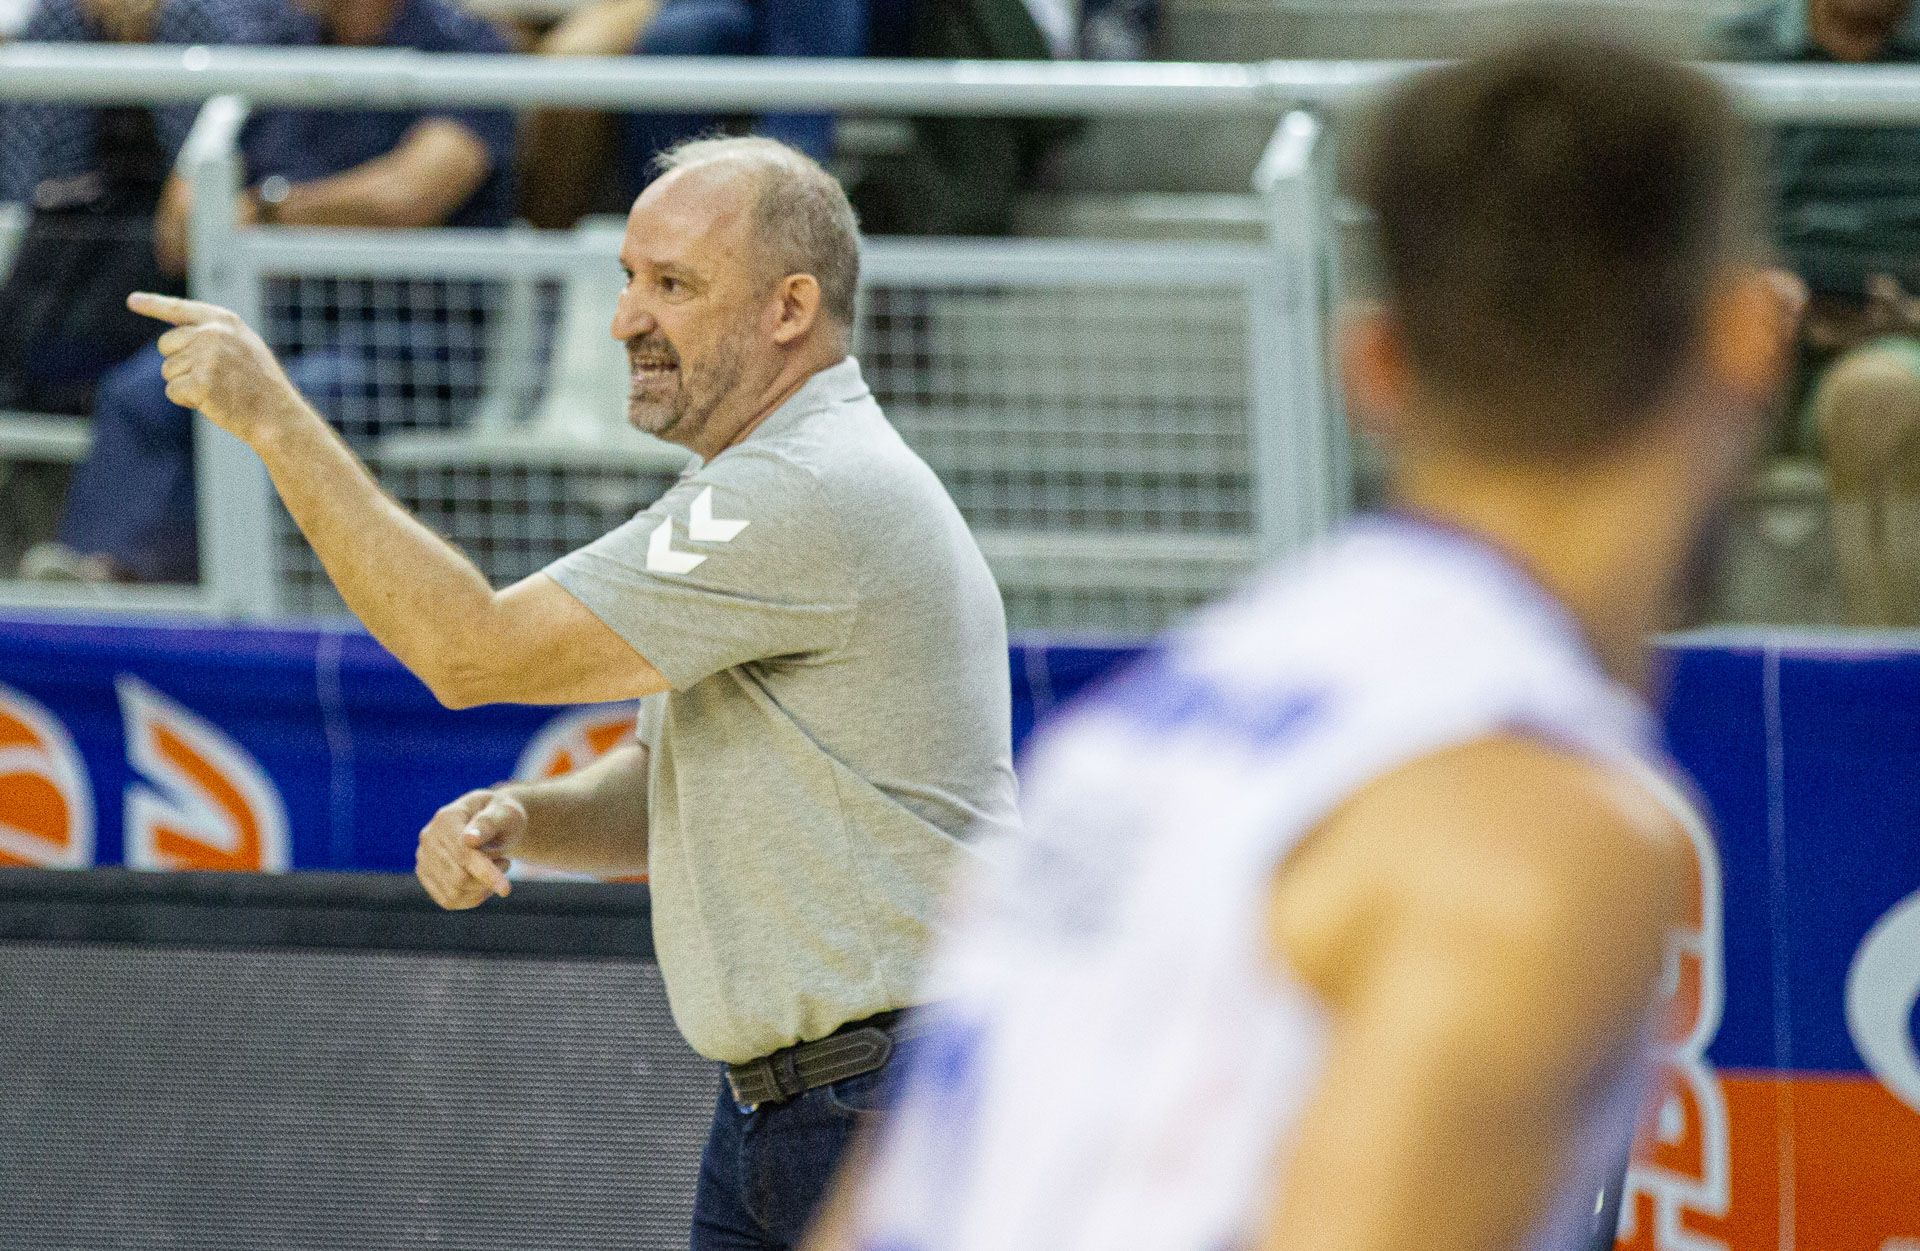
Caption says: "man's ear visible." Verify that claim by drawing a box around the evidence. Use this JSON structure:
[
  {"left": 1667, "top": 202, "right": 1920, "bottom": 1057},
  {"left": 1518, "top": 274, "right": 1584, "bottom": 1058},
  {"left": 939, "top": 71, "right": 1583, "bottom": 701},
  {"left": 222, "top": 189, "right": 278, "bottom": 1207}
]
[
  {"left": 1340, "top": 303, "right": 1414, "bottom": 446},
  {"left": 771, "top": 273, "right": 824, "bottom": 347}
]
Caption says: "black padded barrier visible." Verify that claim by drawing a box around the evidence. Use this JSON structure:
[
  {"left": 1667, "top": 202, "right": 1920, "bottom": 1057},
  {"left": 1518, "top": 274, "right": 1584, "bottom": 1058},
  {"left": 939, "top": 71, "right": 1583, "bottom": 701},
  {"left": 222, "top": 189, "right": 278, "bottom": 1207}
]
[{"left": 0, "top": 869, "right": 716, "bottom": 1251}]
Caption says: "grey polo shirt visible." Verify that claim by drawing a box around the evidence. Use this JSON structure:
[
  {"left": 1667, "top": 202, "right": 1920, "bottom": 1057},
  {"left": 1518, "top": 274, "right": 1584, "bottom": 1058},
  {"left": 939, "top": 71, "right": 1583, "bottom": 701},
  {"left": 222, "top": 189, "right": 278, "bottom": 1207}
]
[
  {"left": 545, "top": 357, "right": 1019, "bottom": 1064},
  {"left": 1718, "top": 2, "right": 1920, "bottom": 297}
]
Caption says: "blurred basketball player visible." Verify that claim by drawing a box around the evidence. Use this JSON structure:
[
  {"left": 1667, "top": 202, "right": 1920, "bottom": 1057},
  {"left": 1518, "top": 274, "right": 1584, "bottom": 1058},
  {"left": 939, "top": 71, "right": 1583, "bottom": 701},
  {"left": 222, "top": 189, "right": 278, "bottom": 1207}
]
[{"left": 807, "top": 38, "right": 1800, "bottom": 1251}]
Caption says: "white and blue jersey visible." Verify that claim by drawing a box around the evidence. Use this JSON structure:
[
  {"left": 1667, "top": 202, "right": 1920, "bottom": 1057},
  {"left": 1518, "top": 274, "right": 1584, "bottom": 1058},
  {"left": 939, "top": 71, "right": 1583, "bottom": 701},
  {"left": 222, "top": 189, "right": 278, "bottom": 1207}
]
[{"left": 852, "top": 516, "right": 1665, "bottom": 1251}]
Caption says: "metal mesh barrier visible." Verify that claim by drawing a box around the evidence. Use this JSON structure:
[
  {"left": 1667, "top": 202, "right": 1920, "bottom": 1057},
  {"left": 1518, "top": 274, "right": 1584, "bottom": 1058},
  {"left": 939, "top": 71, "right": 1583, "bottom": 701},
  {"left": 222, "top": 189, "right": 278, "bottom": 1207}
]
[
  {"left": 0, "top": 88, "right": 1345, "bottom": 628},
  {"left": 861, "top": 280, "right": 1256, "bottom": 635},
  {"left": 242, "top": 232, "right": 1282, "bottom": 635},
  {"left": 260, "top": 275, "right": 501, "bottom": 439},
  {"left": 861, "top": 285, "right": 1253, "bottom": 534},
  {"left": 0, "top": 871, "right": 715, "bottom": 1251},
  {"left": 254, "top": 270, "right": 624, "bottom": 612}
]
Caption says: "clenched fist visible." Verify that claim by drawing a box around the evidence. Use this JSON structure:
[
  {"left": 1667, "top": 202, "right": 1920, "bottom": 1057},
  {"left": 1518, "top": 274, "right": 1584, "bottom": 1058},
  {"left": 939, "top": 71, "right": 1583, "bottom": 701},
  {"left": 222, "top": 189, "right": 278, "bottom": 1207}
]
[
  {"left": 129, "top": 291, "right": 310, "bottom": 445},
  {"left": 416, "top": 788, "right": 526, "bottom": 910}
]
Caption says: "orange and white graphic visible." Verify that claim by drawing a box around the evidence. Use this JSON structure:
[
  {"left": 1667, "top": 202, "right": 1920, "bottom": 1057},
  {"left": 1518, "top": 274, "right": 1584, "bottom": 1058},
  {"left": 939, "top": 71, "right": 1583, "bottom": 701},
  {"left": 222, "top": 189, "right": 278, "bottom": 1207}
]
[
  {"left": 118, "top": 675, "right": 289, "bottom": 872},
  {"left": 0, "top": 683, "right": 94, "bottom": 868},
  {"left": 1618, "top": 768, "right": 1730, "bottom": 1251},
  {"left": 510, "top": 703, "right": 641, "bottom": 882},
  {"left": 514, "top": 704, "right": 639, "bottom": 782}
]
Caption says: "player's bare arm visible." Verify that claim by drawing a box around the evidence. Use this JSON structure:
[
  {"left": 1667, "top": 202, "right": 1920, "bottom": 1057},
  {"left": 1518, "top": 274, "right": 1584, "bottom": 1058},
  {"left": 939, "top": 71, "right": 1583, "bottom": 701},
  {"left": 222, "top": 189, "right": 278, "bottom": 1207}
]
[
  {"left": 128, "top": 292, "right": 669, "bottom": 708},
  {"left": 1256, "top": 736, "right": 1687, "bottom": 1251},
  {"left": 415, "top": 740, "right": 652, "bottom": 909}
]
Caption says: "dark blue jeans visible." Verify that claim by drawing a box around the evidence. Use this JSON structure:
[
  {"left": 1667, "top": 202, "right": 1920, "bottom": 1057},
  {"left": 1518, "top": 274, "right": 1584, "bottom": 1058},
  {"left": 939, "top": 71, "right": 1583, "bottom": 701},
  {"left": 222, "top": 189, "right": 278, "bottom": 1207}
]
[{"left": 690, "top": 1055, "right": 897, "bottom": 1251}]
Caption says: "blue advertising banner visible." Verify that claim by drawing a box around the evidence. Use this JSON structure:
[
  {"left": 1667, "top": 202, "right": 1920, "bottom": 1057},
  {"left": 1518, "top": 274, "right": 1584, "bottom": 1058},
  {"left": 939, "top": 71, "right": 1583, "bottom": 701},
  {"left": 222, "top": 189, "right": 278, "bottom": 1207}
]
[
  {"left": 1, "top": 611, "right": 1917, "bottom": 1248},
  {"left": 0, "top": 612, "right": 1143, "bottom": 875}
]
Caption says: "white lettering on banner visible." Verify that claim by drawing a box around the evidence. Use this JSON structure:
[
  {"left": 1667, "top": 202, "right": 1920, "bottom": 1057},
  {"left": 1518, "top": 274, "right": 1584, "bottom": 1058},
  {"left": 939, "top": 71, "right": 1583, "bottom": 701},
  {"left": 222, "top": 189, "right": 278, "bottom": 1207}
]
[
  {"left": 0, "top": 682, "right": 94, "bottom": 868},
  {"left": 119, "top": 675, "right": 290, "bottom": 872},
  {"left": 1616, "top": 766, "right": 1732, "bottom": 1251},
  {"left": 645, "top": 488, "right": 749, "bottom": 574},
  {"left": 1847, "top": 889, "right": 1920, "bottom": 1114}
]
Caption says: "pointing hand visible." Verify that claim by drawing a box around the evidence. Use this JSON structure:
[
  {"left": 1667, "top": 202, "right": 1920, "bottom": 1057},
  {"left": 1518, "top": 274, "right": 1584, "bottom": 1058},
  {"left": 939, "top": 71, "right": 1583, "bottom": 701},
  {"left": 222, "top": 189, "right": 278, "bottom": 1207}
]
[{"left": 130, "top": 291, "right": 309, "bottom": 446}]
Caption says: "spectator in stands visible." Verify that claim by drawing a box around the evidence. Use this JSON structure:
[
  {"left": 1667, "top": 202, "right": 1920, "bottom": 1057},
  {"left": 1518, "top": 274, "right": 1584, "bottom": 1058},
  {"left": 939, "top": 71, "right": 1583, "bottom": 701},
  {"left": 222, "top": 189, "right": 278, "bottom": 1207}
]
[
  {"left": 0, "top": 0, "right": 247, "bottom": 416},
  {"left": 519, "top": 0, "right": 1093, "bottom": 235},
  {"left": 519, "top": 0, "right": 889, "bottom": 229},
  {"left": 21, "top": 0, "right": 516, "bottom": 584},
  {"left": 1720, "top": 0, "right": 1920, "bottom": 623},
  {"left": 2, "top": 0, "right": 186, "bottom": 206}
]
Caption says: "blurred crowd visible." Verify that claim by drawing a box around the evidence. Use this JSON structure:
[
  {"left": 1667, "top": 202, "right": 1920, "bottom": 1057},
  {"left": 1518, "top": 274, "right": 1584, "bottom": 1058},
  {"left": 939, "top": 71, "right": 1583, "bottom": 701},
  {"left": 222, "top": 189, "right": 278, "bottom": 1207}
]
[
  {"left": 4, "top": 0, "right": 1920, "bottom": 631},
  {"left": 0, "top": 0, "right": 1149, "bottom": 584}
]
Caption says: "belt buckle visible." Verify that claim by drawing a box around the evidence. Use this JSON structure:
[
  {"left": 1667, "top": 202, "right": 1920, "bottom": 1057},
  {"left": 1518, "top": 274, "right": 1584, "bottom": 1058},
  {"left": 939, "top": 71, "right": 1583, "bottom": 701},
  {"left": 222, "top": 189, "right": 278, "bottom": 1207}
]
[{"left": 770, "top": 1048, "right": 805, "bottom": 1102}]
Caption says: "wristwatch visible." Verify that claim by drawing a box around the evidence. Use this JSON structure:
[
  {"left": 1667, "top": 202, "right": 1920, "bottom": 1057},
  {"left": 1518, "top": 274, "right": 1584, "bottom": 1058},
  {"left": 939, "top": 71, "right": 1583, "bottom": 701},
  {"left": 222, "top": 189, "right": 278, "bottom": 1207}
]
[{"left": 254, "top": 175, "right": 292, "bottom": 225}]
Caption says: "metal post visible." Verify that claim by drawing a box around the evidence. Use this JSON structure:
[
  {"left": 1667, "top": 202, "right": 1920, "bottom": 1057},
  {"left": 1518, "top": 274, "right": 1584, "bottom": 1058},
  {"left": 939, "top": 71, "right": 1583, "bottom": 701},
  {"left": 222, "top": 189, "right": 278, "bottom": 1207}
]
[
  {"left": 471, "top": 223, "right": 543, "bottom": 433},
  {"left": 1250, "top": 109, "right": 1343, "bottom": 558},
  {"left": 183, "top": 94, "right": 281, "bottom": 619},
  {"left": 1311, "top": 120, "right": 1353, "bottom": 520}
]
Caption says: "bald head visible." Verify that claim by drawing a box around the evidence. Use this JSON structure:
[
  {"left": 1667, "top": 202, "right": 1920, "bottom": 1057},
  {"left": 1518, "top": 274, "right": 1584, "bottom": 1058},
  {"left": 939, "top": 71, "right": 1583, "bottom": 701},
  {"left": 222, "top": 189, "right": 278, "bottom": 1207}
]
[{"left": 653, "top": 136, "right": 862, "bottom": 330}]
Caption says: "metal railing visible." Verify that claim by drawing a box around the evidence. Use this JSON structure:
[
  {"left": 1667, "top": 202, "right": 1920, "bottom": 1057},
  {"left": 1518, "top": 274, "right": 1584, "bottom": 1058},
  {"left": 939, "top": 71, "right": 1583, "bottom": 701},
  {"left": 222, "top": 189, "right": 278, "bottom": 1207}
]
[
  {"left": 0, "top": 52, "right": 1346, "bottom": 633},
  {"left": 10, "top": 45, "right": 1920, "bottom": 121},
  {"left": 161, "top": 94, "right": 1329, "bottom": 630},
  {"left": 5, "top": 50, "right": 1920, "bottom": 629}
]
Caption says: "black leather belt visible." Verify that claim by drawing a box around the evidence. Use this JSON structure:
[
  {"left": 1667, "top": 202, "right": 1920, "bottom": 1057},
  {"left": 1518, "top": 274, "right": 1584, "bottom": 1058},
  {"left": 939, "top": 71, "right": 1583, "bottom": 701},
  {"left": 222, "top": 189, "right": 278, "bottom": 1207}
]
[{"left": 726, "top": 1010, "right": 905, "bottom": 1109}]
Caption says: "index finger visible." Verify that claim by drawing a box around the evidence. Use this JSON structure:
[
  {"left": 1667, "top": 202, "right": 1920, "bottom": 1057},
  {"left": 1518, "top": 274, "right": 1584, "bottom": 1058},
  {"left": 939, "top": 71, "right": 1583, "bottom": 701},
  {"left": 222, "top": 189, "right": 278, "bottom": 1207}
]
[
  {"left": 461, "top": 845, "right": 512, "bottom": 898},
  {"left": 127, "top": 291, "right": 233, "bottom": 327}
]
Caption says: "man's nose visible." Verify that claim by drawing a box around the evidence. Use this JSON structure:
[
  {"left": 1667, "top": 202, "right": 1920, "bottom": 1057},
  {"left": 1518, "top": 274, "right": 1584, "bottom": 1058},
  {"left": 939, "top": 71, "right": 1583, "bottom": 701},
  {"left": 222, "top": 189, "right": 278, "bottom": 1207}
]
[{"left": 611, "top": 290, "right": 655, "bottom": 342}]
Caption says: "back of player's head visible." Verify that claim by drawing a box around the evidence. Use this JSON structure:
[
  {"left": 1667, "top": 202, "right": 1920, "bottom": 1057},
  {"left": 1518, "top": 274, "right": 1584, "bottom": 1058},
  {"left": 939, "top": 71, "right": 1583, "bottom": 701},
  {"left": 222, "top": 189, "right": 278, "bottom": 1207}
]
[{"left": 1353, "top": 37, "right": 1751, "bottom": 460}]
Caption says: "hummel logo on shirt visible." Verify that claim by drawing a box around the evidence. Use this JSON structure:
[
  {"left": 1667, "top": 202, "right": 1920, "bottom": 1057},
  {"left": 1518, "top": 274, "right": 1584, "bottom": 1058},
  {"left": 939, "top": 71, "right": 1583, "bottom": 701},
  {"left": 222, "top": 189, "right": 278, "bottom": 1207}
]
[{"left": 646, "top": 487, "right": 750, "bottom": 574}]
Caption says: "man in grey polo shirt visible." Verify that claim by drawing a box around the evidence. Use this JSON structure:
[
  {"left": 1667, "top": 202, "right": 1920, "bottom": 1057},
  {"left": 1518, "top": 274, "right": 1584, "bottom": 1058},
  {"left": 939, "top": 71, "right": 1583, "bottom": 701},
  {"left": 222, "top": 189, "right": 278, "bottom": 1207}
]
[{"left": 131, "top": 135, "right": 1017, "bottom": 1251}]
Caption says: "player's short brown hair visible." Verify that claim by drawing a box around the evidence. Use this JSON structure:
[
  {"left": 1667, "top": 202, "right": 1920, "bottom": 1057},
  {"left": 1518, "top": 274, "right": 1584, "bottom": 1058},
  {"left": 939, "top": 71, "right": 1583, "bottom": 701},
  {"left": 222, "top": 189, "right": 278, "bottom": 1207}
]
[{"left": 1353, "top": 37, "right": 1751, "bottom": 460}]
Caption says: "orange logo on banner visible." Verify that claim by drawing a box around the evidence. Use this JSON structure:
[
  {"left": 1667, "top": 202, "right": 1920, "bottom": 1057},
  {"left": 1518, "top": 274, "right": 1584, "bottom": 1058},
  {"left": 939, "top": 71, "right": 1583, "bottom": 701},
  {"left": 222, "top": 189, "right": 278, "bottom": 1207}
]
[
  {"left": 513, "top": 704, "right": 641, "bottom": 882},
  {"left": 516, "top": 705, "right": 639, "bottom": 781},
  {"left": 0, "top": 683, "right": 94, "bottom": 868},
  {"left": 1618, "top": 771, "right": 1730, "bottom": 1251},
  {"left": 118, "top": 675, "right": 290, "bottom": 872}
]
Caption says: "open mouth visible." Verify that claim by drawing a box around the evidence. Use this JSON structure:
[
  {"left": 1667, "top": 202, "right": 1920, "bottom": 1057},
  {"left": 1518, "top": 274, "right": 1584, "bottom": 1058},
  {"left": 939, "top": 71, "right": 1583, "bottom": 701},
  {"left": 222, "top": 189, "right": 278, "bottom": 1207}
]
[{"left": 628, "top": 337, "right": 680, "bottom": 386}]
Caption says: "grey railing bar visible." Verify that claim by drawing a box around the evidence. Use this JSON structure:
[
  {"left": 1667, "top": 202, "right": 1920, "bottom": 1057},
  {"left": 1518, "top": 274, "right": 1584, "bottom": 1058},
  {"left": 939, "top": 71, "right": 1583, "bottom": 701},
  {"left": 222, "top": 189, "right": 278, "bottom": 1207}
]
[
  {"left": 0, "top": 46, "right": 1276, "bottom": 115},
  {"left": 4, "top": 48, "right": 1920, "bottom": 123}
]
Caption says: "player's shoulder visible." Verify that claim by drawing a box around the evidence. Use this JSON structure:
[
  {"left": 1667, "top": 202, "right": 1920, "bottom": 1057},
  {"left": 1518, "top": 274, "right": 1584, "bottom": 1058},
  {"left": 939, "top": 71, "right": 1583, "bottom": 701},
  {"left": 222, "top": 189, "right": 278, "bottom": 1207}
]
[
  {"left": 1177, "top": 516, "right": 1592, "bottom": 696},
  {"left": 1340, "top": 735, "right": 1690, "bottom": 941}
]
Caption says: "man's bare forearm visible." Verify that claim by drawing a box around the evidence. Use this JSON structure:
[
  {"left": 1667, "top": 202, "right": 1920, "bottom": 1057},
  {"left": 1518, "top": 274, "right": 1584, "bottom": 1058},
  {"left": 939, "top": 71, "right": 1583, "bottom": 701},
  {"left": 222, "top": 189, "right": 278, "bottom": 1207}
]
[
  {"left": 250, "top": 403, "right": 501, "bottom": 700},
  {"left": 135, "top": 291, "right": 673, "bottom": 709},
  {"left": 274, "top": 121, "right": 491, "bottom": 229},
  {"left": 502, "top": 742, "right": 651, "bottom": 874}
]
